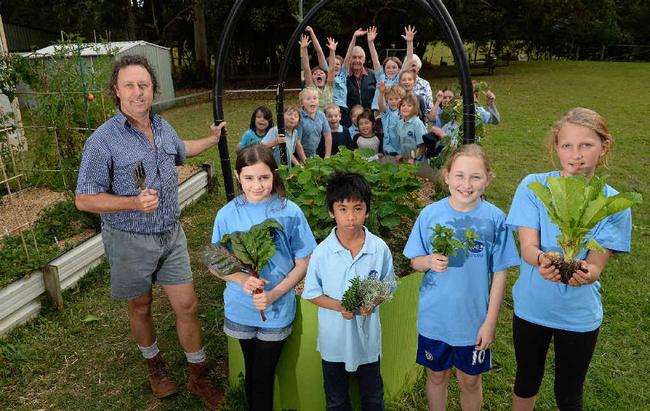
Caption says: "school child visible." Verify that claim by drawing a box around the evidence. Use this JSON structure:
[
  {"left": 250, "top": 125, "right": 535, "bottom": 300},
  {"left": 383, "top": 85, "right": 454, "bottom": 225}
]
[
  {"left": 262, "top": 104, "right": 306, "bottom": 169},
  {"left": 351, "top": 110, "right": 383, "bottom": 155},
  {"left": 506, "top": 108, "right": 632, "bottom": 411},
  {"left": 395, "top": 93, "right": 427, "bottom": 163},
  {"left": 210, "top": 144, "right": 317, "bottom": 411},
  {"left": 321, "top": 103, "right": 352, "bottom": 157},
  {"left": 398, "top": 71, "right": 428, "bottom": 124},
  {"left": 299, "top": 86, "right": 333, "bottom": 158},
  {"left": 348, "top": 104, "right": 365, "bottom": 138},
  {"left": 303, "top": 171, "right": 396, "bottom": 410},
  {"left": 237, "top": 106, "right": 273, "bottom": 151},
  {"left": 367, "top": 26, "right": 403, "bottom": 111},
  {"left": 377, "top": 82, "right": 405, "bottom": 157},
  {"left": 403, "top": 144, "right": 519, "bottom": 411},
  {"left": 300, "top": 28, "right": 337, "bottom": 109}
]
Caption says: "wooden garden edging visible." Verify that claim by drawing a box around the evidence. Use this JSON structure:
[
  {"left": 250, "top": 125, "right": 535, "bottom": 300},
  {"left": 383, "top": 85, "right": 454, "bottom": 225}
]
[{"left": 0, "top": 164, "right": 213, "bottom": 337}]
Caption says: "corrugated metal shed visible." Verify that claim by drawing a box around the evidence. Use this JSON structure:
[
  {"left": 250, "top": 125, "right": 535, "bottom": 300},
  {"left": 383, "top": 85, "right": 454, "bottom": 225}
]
[{"left": 20, "top": 41, "right": 175, "bottom": 106}]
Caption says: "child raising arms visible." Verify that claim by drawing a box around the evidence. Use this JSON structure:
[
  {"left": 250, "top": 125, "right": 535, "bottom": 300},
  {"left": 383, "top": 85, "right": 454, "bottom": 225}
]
[
  {"left": 506, "top": 108, "right": 633, "bottom": 411},
  {"left": 210, "top": 145, "right": 317, "bottom": 411},
  {"left": 303, "top": 171, "right": 396, "bottom": 410},
  {"left": 404, "top": 144, "right": 519, "bottom": 410},
  {"left": 237, "top": 106, "right": 274, "bottom": 151}
]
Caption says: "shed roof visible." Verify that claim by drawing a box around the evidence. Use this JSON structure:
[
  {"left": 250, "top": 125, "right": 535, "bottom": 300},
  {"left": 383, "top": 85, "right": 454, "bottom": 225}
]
[{"left": 20, "top": 40, "right": 169, "bottom": 58}]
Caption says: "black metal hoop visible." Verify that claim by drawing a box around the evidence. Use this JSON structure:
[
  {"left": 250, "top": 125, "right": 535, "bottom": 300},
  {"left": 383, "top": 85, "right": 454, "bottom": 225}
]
[{"left": 213, "top": 0, "right": 475, "bottom": 201}]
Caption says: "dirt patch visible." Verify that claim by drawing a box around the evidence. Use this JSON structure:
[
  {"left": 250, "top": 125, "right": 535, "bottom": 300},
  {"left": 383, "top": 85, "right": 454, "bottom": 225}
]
[
  {"left": 0, "top": 165, "right": 201, "bottom": 237},
  {"left": 0, "top": 187, "right": 67, "bottom": 235}
]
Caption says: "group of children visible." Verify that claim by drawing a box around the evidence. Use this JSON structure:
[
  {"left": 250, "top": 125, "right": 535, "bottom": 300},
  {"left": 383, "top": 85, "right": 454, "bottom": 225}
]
[
  {"left": 210, "top": 106, "right": 633, "bottom": 411},
  {"left": 237, "top": 25, "right": 500, "bottom": 167}
]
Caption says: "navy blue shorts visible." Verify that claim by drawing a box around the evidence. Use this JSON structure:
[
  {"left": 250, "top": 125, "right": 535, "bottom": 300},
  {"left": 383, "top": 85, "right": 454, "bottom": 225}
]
[{"left": 416, "top": 334, "right": 492, "bottom": 376}]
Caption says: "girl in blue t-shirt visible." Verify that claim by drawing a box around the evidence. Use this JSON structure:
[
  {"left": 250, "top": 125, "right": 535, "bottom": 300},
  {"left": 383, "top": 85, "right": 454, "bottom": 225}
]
[
  {"left": 236, "top": 106, "right": 273, "bottom": 152},
  {"left": 404, "top": 144, "right": 519, "bottom": 410},
  {"left": 395, "top": 93, "right": 427, "bottom": 163},
  {"left": 210, "top": 144, "right": 317, "bottom": 410},
  {"left": 367, "top": 25, "right": 406, "bottom": 111},
  {"left": 506, "top": 108, "right": 632, "bottom": 411}
]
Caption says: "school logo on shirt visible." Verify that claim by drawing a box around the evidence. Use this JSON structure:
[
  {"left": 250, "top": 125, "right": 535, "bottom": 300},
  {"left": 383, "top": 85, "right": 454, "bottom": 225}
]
[
  {"left": 368, "top": 270, "right": 378, "bottom": 279},
  {"left": 468, "top": 240, "right": 484, "bottom": 255},
  {"left": 408, "top": 131, "right": 414, "bottom": 137}
]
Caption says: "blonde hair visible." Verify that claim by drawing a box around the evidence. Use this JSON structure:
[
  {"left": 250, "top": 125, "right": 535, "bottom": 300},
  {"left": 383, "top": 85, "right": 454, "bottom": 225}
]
[
  {"left": 399, "top": 93, "right": 420, "bottom": 118},
  {"left": 443, "top": 144, "right": 494, "bottom": 178},
  {"left": 299, "top": 86, "right": 320, "bottom": 101},
  {"left": 547, "top": 107, "right": 612, "bottom": 167},
  {"left": 385, "top": 85, "right": 406, "bottom": 99},
  {"left": 323, "top": 104, "right": 341, "bottom": 116}
]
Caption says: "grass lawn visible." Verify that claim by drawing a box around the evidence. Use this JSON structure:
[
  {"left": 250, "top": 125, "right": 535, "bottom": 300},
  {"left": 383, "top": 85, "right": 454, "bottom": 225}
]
[{"left": 1, "top": 60, "right": 649, "bottom": 410}]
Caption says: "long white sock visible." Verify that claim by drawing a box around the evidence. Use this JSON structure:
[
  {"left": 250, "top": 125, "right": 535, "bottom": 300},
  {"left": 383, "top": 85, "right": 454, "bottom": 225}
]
[
  {"left": 185, "top": 347, "right": 206, "bottom": 364},
  {"left": 138, "top": 340, "right": 160, "bottom": 360}
]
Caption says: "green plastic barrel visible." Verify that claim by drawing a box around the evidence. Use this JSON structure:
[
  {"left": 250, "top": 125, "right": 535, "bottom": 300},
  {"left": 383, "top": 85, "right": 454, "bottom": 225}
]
[{"left": 227, "top": 272, "right": 423, "bottom": 410}]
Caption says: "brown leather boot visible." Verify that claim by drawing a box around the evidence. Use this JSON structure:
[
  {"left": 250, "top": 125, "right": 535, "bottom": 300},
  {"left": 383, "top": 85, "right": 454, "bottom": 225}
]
[
  {"left": 145, "top": 353, "right": 179, "bottom": 399},
  {"left": 187, "top": 361, "right": 224, "bottom": 409}
]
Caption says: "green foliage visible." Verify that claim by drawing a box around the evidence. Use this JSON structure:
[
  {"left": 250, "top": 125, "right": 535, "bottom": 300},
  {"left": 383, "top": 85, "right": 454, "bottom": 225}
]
[
  {"left": 14, "top": 35, "right": 117, "bottom": 191},
  {"left": 429, "top": 223, "right": 479, "bottom": 256},
  {"left": 341, "top": 276, "right": 393, "bottom": 312},
  {"left": 0, "top": 199, "right": 100, "bottom": 288},
  {"left": 220, "top": 218, "right": 283, "bottom": 274},
  {"left": 281, "top": 147, "right": 422, "bottom": 241},
  {"left": 528, "top": 175, "right": 642, "bottom": 261},
  {"left": 341, "top": 277, "right": 363, "bottom": 312}
]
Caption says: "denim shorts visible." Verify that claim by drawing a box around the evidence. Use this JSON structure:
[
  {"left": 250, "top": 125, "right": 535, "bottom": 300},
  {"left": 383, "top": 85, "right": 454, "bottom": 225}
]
[
  {"left": 224, "top": 317, "right": 292, "bottom": 342},
  {"left": 416, "top": 334, "right": 492, "bottom": 376},
  {"left": 102, "top": 223, "right": 192, "bottom": 301}
]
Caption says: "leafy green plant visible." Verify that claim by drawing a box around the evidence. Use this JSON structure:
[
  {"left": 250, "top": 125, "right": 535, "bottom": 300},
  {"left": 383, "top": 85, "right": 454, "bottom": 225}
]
[
  {"left": 220, "top": 218, "right": 283, "bottom": 274},
  {"left": 341, "top": 276, "right": 393, "bottom": 312},
  {"left": 217, "top": 218, "right": 284, "bottom": 321},
  {"left": 528, "top": 175, "right": 642, "bottom": 282},
  {"left": 281, "top": 147, "right": 422, "bottom": 241},
  {"left": 429, "top": 223, "right": 479, "bottom": 256}
]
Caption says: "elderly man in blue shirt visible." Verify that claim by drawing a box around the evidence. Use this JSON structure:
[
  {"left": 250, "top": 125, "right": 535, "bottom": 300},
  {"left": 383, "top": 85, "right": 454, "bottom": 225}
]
[{"left": 75, "top": 55, "right": 225, "bottom": 409}]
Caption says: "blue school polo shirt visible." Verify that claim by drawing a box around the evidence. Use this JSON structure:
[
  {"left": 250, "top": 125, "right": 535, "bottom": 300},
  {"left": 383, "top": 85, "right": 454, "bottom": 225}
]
[
  {"left": 299, "top": 109, "right": 331, "bottom": 157},
  {"left": 506, "top": 171, "right": 632, "bottom": 332},
  {"left": 381, "top": 107, "right": 401, "bottom": 154},
  {"left": 395, "top": 116, "right": 427, "bottom": 157},
  {"left": 403, "top": 198, "right": 519, "bottom": 346},
  {"left": 303, "top": 227, "right": 396, "bottom": 371},
  {"left": 212, "top": 195, "right": 317, "bottom": 328}
]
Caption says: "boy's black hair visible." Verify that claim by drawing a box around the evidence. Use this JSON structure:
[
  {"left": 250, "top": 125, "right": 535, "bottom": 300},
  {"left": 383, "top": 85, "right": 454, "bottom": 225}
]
[
  {"left": 326, "top": 171, "right": 371, "bottom": 213},
  {"left": 249, "top": 106, "right": 274, "bottom": 133},
  {"left": 357, "top": 109, "right": 375, "bottom": 125}
]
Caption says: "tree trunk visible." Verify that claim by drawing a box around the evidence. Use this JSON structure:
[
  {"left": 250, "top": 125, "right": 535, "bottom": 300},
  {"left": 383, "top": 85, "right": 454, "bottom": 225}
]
[
  {"left": 125, "top": 0, "right": 138, "bottom": 40},
  {"left": 193, "top": 0, "right": 211, "bottom": 86}
]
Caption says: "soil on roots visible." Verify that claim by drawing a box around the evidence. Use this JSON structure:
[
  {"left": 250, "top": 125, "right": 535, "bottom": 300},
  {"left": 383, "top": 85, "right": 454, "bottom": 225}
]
[{"left": 545, "top": 252, "right": 583, "bottom": 284}]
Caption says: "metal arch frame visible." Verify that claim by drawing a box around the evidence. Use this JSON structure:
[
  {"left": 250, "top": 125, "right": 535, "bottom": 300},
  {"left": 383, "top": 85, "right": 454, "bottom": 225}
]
[{"left": 213, "top": 0, "right": 475, "bottom": 201}]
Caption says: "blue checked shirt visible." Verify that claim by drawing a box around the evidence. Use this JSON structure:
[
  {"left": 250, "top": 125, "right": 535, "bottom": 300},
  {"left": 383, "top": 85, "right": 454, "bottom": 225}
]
[{"left": 76, "top": 111, "right": 186, "bottom": 233}]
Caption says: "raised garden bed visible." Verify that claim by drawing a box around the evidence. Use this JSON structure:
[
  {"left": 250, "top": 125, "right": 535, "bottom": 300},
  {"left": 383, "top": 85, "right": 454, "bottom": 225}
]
[{"left": 0, "top": 165, "right": 211, "bottom": 336}]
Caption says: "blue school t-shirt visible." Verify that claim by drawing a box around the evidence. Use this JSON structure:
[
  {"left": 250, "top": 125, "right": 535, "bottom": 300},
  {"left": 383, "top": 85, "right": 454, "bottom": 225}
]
[
  {"left": 239, "top": 129, "right": 266, "bottom": 149},
  {"left": 381, "top": 107, "right": 400, "bottom": 154},
  {"left": 262, "top": 126, "right": 302, "bottom": 170},
  {"left": 299, "top": 109, "right": 331, "bottom": 157},
  {"left": 395, "top": 116, "right": 427, "bottom": 157},
  {"left": 403, "top": 198, "right": 519, "bottom": 346},
  {"left": 303, "top": 227, "right": 396, "bottom": 372},
  {"left": 212, "top": 195, "right": 317, "bottom": 328},
  {"left": 506, "top": 171, "right": 632, "bottom": 332},
  {"left": 333, "top": 66, "right": 349, "bottom": 108}
]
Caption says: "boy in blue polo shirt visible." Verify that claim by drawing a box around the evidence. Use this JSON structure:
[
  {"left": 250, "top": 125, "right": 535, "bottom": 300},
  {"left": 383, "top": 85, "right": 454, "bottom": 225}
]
[{"left": 303, "top": 171, "right": 395, "bottom": 410}]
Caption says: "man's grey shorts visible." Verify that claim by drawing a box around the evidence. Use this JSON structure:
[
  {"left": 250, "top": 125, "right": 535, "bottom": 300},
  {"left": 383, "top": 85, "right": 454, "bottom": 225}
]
[{"left": 102, "top": 223, "right": 193, "bottom": 301}]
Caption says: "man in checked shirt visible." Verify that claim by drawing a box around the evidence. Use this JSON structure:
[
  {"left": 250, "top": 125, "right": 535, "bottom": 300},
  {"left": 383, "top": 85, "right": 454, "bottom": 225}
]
[{"left": 76, "top": 55, "right": 226, "bottom": 409}]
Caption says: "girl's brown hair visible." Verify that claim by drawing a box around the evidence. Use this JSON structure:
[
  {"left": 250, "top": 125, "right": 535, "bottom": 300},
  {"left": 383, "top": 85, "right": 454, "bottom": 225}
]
[
  {"left": 547, "top": 107, "right": 612, "bottom": 167},
  {"left": 382, "top": 56, "right": 402, "bottom": 70},
  {"left": 235, "top": 145, "right": 287, "bottom": 199}
]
